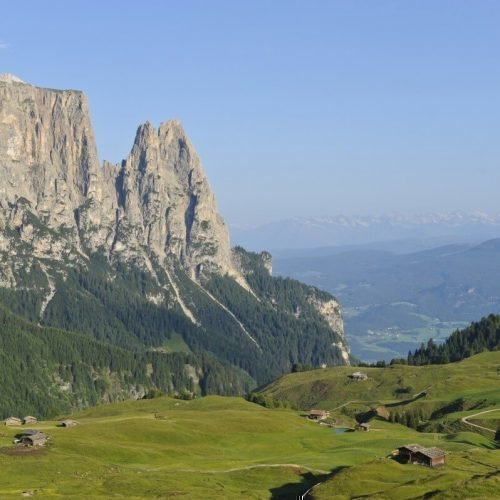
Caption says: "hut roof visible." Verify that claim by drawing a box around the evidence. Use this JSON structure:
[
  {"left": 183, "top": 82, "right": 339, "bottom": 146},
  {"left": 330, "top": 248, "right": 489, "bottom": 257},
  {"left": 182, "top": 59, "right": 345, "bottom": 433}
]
[
  {"left": 417, "top": 447, "right": 446, "bottom": 459},
  {"left": 18, "top": 429, "right": 39, "bottom": 436},
  {"left": 309, "top": 409, "right": 329, "bottom": 415},
  {"left": 400, "top": 443, "right": 423, "bottom": 453},
  {"left": 4, "top": 417, "right": 22, "bottom": 423},
  {"left": 400, "top": 444, "right": 446, "bottom": 458}
]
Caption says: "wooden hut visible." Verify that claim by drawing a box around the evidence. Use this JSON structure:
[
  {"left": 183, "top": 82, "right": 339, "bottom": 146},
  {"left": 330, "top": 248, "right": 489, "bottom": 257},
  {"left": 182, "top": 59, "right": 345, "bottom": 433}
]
[
  {"left": 416, "top": 447, "right": 446, "bottom": 467},
  {"left": 3, "top": 417, "right": 22, "bottom": 426},
  {"left": 308, "top": 409, "right": 330, "bottom": 420},
  {"left": 349, "top": 371, "right": 368, "bottom": 381},
  {"left": 22, "top": 416, "right": 37, "bottom": 425},
  {"left": 20, "top": 431, "right": 47, "bottom": 447},
  {"left": 398, "top": 444, "right": 446, "bottom": 467},
  {"left": 356, "top": 422, "right": 370, "bottom": 432}
]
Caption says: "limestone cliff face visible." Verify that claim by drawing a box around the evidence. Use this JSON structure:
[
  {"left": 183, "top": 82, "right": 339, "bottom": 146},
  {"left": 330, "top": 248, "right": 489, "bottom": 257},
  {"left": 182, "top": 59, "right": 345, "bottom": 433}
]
[
  {"left": 0, "top": 76, "right": 98, "bottom": 231},
  {"left": 306, "top": 293, "right": 350, "bottom": 363},
  {"left": 110, "top": 120, "right": 234, "bottom": 278},
  {"left": 0, "top": 76, "right": 236, "bottom": 282}
]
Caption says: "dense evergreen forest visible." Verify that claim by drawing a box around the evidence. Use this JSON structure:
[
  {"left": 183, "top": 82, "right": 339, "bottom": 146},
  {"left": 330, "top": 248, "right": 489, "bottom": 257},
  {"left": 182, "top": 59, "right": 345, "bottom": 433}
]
[
  {"left": 0, "top": 306, "right": 253, "bottom": 419},
  {"left": 204, "top": 248, "right": 346, "bottom": 380},
  {"left": 0, "top": 246, "right": 347, "bottom": 391},
  {"left": 407, "top": 314, "right": 500, "bottom": 365}
]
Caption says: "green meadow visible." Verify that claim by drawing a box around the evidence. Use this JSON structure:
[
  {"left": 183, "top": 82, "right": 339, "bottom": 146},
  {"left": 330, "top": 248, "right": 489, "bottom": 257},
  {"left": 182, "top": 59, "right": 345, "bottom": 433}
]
[{"left": 0, "top": 352, "right": 498, "bottom": 498}]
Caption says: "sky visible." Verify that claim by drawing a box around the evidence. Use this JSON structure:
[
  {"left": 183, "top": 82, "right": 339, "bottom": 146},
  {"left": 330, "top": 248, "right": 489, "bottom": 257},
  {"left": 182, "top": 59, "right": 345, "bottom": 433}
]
[{"left": 1, "top": 0, "right": 500, "bottom": 226}]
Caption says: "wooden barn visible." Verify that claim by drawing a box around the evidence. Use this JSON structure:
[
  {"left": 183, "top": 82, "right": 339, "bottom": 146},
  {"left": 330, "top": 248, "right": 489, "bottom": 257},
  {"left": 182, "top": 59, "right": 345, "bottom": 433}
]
[
  {"left": 3, "top": 417, "right": 22, "bottom": 426},
  {"left": 398, "top": 444, "right": 446, "bottom": 467},
  {"left": 308, "top": 409, "right": 330, "bottom": 420},
  {"left": 20, "top": 431, "right": 47, "bottom": 447},
  {"left": 356, "top": 422, "right": 370, "bottom": 432},
  {"left": 22, "top": 416, "right": 37, "bottom": 425}
]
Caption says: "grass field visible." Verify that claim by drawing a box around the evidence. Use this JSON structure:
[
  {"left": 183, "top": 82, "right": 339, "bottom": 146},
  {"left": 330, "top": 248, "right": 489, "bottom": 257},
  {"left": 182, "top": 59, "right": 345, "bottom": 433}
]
[
  {"left": 0, "top": 395, "right": 496, "bottom": 499},
  {"left": 0, "top": 353, "right": 498, "bottom": 498}
]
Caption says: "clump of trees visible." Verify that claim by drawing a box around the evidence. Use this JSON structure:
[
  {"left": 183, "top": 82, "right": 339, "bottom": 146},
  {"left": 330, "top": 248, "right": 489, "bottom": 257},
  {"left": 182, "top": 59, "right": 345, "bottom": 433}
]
[
  {"left": 246, "top": 392, "right": 294, "bottom": 409},
  {"left": 407, "top": 314, "right": 500, "bottom": 365},
  {"left": 389, "top": 408, "right": 430, "bottom": 429}
]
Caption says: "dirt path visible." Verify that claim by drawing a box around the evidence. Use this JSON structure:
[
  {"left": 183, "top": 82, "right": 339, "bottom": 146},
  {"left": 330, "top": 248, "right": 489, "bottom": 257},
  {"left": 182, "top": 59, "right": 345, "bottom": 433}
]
[
  {"left": 329, "top": 400, "right": 359, "bottom": 412},
  {"left": 160, "top": 463, "right": 330, "bottom": 475},
  {"left": 461, "top": 408, "right": 500, "bottom": 434}
]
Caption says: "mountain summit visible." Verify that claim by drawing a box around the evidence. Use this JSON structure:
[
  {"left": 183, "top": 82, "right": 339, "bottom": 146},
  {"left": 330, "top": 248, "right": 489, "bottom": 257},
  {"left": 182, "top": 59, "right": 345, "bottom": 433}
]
[
  {"left": 0, "top": 80, "right": 349, "bottom": 411},
  {"left": 0, "top": 78, "right": 237, "bottom": 284}
]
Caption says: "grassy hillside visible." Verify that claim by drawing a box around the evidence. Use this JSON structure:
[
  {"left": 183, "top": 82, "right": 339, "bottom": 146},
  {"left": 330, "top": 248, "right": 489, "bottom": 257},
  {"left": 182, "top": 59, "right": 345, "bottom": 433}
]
[
  {"left": 260, "top": 351, "right": 500, "bottom": 409},
  {"left": 258, "top": 352, "right": 500, "bottom": 439},
  {"left": 0, "top": 396, "right": 498, "bottom": 498}
]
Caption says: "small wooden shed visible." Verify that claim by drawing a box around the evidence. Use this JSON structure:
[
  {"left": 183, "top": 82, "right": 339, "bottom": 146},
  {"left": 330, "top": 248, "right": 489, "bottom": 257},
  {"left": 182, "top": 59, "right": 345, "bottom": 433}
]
[
  {"left": 3, "top": 417, "right": 22, "bottom": 426},
  {"left": 416, "top": 447, "right": 446, "bottom": 467},
  {"left": 20, "top": 431, "right": 47, "bottom": 447},
  {"left": 398, "top": 444, "right": 446, "bottom": 467},
  {"left": 308, "top": 409, "right": 330, "bottom": 420},
  {"left": 23, "top": 416, "right": 37, "bottom": 425},
  {"left": 349, "top": 371, "right": 368, "bottom": 381},
  {"left": 356, "top": 422, "right": 370, "bottom": 432}
]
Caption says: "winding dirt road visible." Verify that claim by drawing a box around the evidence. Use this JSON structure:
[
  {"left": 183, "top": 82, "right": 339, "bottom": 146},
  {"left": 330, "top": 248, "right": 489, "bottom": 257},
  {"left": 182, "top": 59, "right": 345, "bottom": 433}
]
[{"left": 461, "top": 408, "right": 500, "bottom": 434}]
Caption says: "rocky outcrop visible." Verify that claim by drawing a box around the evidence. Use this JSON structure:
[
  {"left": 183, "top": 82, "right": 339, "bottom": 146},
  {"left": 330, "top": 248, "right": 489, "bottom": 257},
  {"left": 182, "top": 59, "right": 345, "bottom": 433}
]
[
  {"left": 0, "top": 79, "right": 97, "bottom": 231},
  {"left": 307, "top": 293, "right": 350, "bottom": 364},
  {"left": 0, "top": 77, "right": 238, "bottom": 283},
  {"left": 110, "top": 120, "right": 235, "bottom": 278}
]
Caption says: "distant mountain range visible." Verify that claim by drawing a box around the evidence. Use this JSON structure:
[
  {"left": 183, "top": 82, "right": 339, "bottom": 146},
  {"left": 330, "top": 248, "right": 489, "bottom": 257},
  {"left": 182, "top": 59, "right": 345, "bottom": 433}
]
[
  {"left": 231, "top": 212, "right": 500, "bottom": 251},
  {"left": 274, "top": 238, "right": 500, "bottom": 361}
]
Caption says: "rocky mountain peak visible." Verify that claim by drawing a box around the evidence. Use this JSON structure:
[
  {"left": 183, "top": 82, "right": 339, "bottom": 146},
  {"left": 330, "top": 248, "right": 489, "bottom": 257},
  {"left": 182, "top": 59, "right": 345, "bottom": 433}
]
[
  {"left": 0, "top": 81, "right": 239, "bottom": 283},
  {"left": 115, "top": 118, "right": 234, "bottom": 279},
  {"left": 0, "top": 73, "right": 25, "bottom": 84}
]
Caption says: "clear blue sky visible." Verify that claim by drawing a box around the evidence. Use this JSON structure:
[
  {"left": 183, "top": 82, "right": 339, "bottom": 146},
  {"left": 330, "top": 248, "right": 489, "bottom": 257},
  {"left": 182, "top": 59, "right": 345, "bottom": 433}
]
[{"left": 2, "top": 0, "right": 499, "bottom": 225}]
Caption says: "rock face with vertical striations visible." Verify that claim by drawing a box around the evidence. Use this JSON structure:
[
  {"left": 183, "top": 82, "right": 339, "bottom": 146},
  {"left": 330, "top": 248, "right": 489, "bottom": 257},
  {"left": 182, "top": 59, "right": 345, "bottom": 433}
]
[
  {"left": 0, "top": 75, "right": 236, "bottom": 281},
  {"left": 0, "top": 76, "right": 350, "bottom": 390}
]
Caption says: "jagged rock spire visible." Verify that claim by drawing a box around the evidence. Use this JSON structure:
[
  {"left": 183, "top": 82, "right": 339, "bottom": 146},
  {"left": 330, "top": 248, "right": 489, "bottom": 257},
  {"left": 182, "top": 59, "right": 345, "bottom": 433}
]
[{"left": 0, "top": 80, "right": 237, "bottom": 280}]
